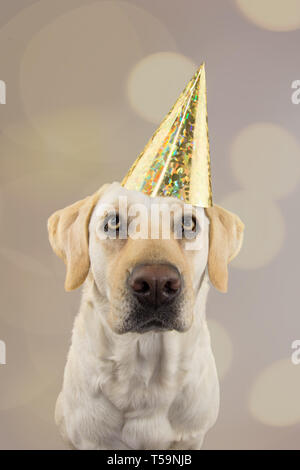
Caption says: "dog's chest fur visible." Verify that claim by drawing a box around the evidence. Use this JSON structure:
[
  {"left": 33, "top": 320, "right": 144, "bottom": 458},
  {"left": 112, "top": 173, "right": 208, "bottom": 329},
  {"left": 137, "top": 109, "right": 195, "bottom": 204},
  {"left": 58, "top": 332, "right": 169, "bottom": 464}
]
[
  {"left": 99, "top": 334, "right": 181, "bottom": 449},
  {"left": 57, "top": 282, "right": 219, "bottom": 450}
]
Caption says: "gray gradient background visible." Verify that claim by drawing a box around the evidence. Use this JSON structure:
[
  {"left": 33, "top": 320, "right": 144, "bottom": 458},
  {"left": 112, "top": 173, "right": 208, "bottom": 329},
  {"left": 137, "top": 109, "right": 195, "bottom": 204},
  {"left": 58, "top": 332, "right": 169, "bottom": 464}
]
[{"left": 0, "top": 0, "right": 299, "bottom": 449}]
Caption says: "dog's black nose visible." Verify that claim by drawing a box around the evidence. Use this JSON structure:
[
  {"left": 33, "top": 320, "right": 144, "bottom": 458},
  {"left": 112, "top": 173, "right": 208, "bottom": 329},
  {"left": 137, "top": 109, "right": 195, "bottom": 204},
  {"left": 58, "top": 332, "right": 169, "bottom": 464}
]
[{"left": 128, "top": 264, "right": 181, "bottom": 308}]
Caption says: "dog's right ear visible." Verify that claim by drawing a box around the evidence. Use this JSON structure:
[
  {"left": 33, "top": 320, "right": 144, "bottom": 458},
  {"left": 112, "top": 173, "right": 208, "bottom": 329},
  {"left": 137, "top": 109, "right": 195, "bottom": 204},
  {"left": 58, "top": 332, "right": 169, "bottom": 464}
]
[{"left": 48, "top": 184, "right": 109, "bottom": 291}]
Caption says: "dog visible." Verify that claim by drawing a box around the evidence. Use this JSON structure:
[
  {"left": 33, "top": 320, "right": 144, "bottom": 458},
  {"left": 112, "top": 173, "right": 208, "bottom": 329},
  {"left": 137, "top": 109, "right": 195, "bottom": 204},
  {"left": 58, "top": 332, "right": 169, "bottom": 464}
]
[{"left": 48, "top": 182, "right": 244, "bottom": 450}]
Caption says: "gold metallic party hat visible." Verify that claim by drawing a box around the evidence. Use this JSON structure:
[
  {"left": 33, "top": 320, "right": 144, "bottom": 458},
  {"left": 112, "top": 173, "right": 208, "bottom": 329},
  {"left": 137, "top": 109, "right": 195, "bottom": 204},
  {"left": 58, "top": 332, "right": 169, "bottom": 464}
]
[{"left": 122, "top": 63, "right": 212, "bottom": 207}]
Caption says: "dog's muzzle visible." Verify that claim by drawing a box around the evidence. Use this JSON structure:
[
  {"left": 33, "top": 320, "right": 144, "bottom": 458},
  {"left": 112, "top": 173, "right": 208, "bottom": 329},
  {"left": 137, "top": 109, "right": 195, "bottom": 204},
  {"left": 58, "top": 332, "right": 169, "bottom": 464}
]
[{"left": 126, "top": 264, "right": 182, "bottom": 333}]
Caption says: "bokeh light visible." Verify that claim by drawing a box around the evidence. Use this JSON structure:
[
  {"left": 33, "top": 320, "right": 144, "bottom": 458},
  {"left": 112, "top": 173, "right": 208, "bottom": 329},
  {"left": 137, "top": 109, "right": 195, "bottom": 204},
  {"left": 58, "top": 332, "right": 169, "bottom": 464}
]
[
  {"left": 10, "top": 109, "right": 105, "bottom": 157},
  {"left": 231, "top": 123, "right": 300, "bottom": 200},
  {"left": 235, "top": 0, "right": 300, "bottom": 32},
  {"left": 19, "top": 2, "right": 176, "bottom": 151},
  {"left": 127, "top": 52, "right": 196, "bottom": 124},
  {"left": 249, "top": 359, "right": 300, "bottom": 426},
  {"left": 220, "top": 190, "right": 285, "bottom": 269}
]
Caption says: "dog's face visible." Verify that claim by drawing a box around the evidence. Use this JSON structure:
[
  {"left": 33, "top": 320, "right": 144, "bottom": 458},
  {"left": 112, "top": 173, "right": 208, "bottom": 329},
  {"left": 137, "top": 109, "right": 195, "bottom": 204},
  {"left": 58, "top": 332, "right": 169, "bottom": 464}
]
[
  {"left": 88, "top": 183, "right": 209, "bottom": 334},
  {"left": 48, "top": 183, "right": 244, "bottom": 335}
]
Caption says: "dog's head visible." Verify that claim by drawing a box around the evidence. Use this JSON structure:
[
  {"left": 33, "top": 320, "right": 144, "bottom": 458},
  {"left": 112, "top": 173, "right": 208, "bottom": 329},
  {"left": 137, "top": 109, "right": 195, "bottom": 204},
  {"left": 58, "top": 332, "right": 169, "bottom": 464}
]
[{"left": 48, "top": 183, "right": 244, "bottom": 334}]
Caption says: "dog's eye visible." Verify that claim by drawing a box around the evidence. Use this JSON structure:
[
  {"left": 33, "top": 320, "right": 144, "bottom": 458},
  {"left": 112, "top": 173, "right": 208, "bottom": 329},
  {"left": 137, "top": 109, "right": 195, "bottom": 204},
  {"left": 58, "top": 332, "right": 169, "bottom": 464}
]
[
  {"left": 180, "top": 215, "right": 200, "bottom": 240},
  {"left": 104, "top": 214, "right": 120, "bottom": 232},
  {"left": 182, "top": 215, "right": 197, "bottom": 233}
]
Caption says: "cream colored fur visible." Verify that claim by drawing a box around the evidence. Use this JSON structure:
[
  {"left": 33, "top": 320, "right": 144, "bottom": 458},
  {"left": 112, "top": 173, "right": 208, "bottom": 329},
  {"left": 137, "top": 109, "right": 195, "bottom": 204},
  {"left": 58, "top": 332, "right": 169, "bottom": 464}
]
[{"left": 48, "top": 182, "right": 244, "bottom": 450}]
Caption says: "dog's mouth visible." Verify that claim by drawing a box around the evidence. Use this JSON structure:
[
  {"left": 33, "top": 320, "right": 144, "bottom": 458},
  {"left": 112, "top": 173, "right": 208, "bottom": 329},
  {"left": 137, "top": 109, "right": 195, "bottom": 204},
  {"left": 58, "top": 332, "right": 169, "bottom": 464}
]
[
  {"left": 135, "top": 318, "right": 169, "bottom": 333},
  {"left": 125, "top": 313, "right": 180, "bottom": 334},
  {"left": 120, "top": 297, "right": 185, "bottom": 334}
]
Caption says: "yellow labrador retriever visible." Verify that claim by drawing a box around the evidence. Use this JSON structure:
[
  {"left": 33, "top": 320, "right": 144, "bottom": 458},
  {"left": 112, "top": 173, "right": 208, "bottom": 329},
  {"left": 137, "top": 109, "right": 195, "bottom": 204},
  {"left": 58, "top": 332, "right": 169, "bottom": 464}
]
[{"left": 48, "top": 182, "right": 244, "bottom": 450}]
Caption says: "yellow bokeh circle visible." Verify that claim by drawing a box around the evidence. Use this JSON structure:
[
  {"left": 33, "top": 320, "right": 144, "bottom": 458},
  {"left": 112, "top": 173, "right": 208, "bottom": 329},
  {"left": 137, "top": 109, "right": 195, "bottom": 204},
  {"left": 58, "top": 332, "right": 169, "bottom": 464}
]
[
  {"left": 231, "top": 123, "right": 300, "bottom": 200},
  {"left": 220, "top": 190, "right": 285, "bottom": 270},
  {"left": 127, "top": 52, "right": 196, "bottom": 124},
  {"left": 249, "top": 359, "right": 300, "bottom": 427},
  {"left": 235, "top": 0, "right": 300, "bottom": 32}
]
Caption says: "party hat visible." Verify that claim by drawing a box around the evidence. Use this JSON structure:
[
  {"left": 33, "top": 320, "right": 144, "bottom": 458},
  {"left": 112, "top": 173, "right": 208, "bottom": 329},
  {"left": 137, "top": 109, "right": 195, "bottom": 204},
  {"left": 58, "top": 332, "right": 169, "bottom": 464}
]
[{"left": 122, "top": 63, "right": 212, "bottom": 207}]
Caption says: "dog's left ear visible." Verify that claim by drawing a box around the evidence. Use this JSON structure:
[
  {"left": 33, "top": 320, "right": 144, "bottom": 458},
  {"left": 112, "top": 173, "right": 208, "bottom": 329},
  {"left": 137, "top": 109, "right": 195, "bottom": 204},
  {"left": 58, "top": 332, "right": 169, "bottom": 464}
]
[
  {"left": 205, "top": 205, "right": 244, "bottom": 293},
  {"left": 48, "top": 184, "right": 109, "bottom": 291}
]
